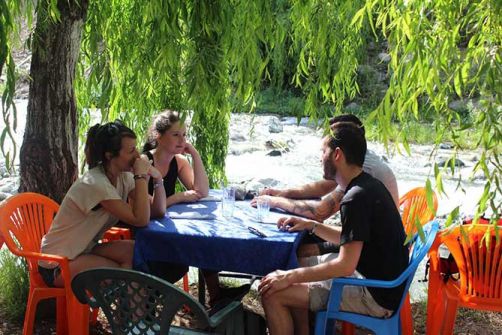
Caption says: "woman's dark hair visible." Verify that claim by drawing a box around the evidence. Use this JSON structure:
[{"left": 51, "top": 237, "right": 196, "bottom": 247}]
[
  {"left": 84, "top": 120, "right": 136, "bottom": 169},
  {"left": 329, "top": 114, "right": 365, "bottom": 135},
  {"left": 327, "top": 122, "right": 367, "bottom": 167},
  {"left": 142, "top": 110, "right": 181, "bottom": 152}
]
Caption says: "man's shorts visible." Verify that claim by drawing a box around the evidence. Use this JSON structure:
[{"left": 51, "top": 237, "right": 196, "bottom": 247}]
[{"left": 304, "top": 253, "right": 393, "bottom": 318}]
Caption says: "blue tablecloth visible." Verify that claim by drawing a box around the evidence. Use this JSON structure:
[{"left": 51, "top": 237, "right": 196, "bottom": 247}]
[{"left": 133, "top": 200, "right": 304, "bottom": 276}]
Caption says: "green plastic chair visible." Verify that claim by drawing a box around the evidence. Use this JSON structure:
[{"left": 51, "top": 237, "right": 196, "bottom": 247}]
[{"left": 71, "top": 268, "right": 244, "bottom": 335}]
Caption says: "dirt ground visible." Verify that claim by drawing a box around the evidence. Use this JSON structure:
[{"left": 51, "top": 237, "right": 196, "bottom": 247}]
[{"left": 1, "top": 283, "right": 501, "bottom": 335}]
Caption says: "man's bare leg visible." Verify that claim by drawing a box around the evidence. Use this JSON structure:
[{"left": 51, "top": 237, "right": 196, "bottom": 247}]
[{"left": 262, "top": 283, "right": 310, "bottom": 335}]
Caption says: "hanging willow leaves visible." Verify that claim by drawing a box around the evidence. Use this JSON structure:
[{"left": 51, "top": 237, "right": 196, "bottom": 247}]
[{"left": 1, "top": 0, "right": 500, "bottom": 225}]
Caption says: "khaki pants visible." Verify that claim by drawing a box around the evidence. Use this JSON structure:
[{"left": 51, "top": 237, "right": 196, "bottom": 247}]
[{"left": 304, "top": 253, "right": 393, "bottom": 318}]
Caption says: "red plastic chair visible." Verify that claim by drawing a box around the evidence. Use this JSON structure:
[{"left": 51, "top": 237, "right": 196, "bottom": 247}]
[
  {"left": 0, "top": 193, "right": 89, "bottom": 335},
  {"left": 102, "top": 226, "right": 132, "bottom": 241},
  {"left": 0, "top": 230, "right": 5, "bottom": 248},
  {"left": 398, "top": 187, "right": 438, "bottom": 335},
  {"left": 400, "top": 187, "right": 438, "bottom": 236},
  {"left": 427, "top": 224, "right": 502, "bottom": 334}
]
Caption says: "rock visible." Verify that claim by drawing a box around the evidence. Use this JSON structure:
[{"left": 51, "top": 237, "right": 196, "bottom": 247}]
[
  {"left": 234, "top": 185, "right": 247, "bottom": 200},
  {"left": 345, "top": 102, "right": 360, "bottom": 113},
  {"left": 268, "top": 117, "right": 283, "bottom": 133},
  {"left": 245, "top": 178, "right": 281, "bottom": 193},
  {"left": 280, "top": 117, "right": 300, "bottom": 126},
  {"left": 230, "top": 134, "right": 247, "bottom": 142},
  {"left": 378, "top": 52, "right": 391, "bottom": 63},
  {"left": 0, "top": 184, "right": 14, "bottom": 193},
  {"left": 377, "top": 71, "right": 387, "bottom": 82},
  {"left": 439, "top": 143, "right": 454, "bottom": 150},
  {"left": 265, "top": 140, "right": 290, "bottom": 152},
  {"left": 267, "top": 150, "right": 282, "bottom": 157},
  {"left": 0, "top": 192, "right": 10, "bottom": 201},
  {"left": 229, "top": 145, "right": 260, "bottom": 155},
  {"left": 436, "top": 158, "right": 466, "bottom": 168},
  {"left": 472, "top": 171, "right": 487, "bottom": 181},
  {"left": 448, "top": 100, "right": 468, "bottom": 112}
]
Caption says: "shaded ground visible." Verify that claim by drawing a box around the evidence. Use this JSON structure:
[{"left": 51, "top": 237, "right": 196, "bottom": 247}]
[{"left": 1, "top": 283, "right": 501, "bottom": 335}]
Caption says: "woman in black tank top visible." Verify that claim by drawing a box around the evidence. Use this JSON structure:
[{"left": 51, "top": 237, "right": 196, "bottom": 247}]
[{"left": 143, "top": 110, "right": 209, "bottom": 207}]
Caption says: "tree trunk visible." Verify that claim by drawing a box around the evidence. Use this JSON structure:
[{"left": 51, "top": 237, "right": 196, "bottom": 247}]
[{"left": 19, "top": 1, "right": 88, "bottom": 203}]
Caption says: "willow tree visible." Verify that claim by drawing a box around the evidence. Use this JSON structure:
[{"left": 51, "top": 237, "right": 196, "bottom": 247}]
[{"left": 1, "top": 0, "right": 501, "bottom": 223}]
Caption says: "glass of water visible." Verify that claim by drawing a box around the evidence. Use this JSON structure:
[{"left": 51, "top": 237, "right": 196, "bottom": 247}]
[
  {"left": 256, "top": 198, "right": 270, "bottom": 222},
  {"left": 221, "top": 187, "right": 236, "bottom": 219}
]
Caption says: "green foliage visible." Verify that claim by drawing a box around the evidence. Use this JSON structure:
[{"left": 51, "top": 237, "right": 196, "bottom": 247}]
[
  {"left": 0, "top": 249, "right": 29, "bottom": 321},
  {"left": 1, "top": 0, "right": 501, "bottom": 223}
]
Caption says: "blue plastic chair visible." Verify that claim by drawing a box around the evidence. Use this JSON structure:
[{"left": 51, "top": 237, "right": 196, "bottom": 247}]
[{"left": 314, "top": 220, "right": 439, "bottom": 335}]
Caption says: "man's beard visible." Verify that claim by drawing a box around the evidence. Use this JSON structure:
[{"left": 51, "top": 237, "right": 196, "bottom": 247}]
[{"left": 323, "top": 161, "right": 337, "bottom": 180}]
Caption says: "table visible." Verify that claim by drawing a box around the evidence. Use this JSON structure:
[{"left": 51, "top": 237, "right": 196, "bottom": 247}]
[{"left": 133, "top": 198, "right": 305, "bottom": 279}]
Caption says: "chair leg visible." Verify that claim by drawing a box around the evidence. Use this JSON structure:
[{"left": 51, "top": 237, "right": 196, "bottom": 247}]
[
  {"left": 22, "top": 293, "right": 38, "bottom": 335},
  {"left": 66, "top": 295, "right": 90, "bottom": 335},
  {"left": 400, "top": 293, "right": 413, "bottom": 335},
  {"left": 441, "top": 298, "right": 458, "bottom": 335},
  {"left": 426, "top": 273, "right": 446, "bottom": 335},
  {"left": 183, "top": 273, "right": 189, "bottom": 292},
  {"left": 56, "top": 296, "right": 68, "bottom": 335},
  {"left": 90, "top": 307, "right": 99, "bottom": 325},
  {"left": 341, "top": 321, "right": 355, "bottom": 335}
]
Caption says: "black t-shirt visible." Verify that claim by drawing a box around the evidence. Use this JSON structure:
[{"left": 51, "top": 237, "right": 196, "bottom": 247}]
[
  {"left": 144, "top": 151, "right": 178, "bottom": 196},
  {"left": 340, "top": 172, "right": 408, "bottom": 311}
]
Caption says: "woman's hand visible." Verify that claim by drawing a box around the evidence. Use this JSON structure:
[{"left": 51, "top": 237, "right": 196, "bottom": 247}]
[
  {"left": 179, "top": 190, "right": 202, "bottom": 203},
  {"left": 277, "top": 216, "right": 316, "bottom": 232},
  {"left": 133, "top": 156, "right": 151, "bottom": 176},
  {"left": 183, "top": 142, "right": 198, "bottom": 156},
  {"left": 148, "top": 166, "right": 163, "bottom": 181}
]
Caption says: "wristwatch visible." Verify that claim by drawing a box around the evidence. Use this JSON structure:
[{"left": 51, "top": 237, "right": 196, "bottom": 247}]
[{"left": 309, "top": 221, "right": 318, "bottom": 235}]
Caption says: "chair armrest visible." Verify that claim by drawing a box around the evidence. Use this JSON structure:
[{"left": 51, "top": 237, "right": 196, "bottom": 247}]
[
  {"left": 11, "top": 249, "right": 72, "bottom": 287},
  {"left": 208, "top": 301, "right": 242, "bottom": 328},
  {"left": 325, "top": 274, "right": 410, "bottom": 316},
  {"left": 332, "top": 275, "right": 407, "bottom": 289}
]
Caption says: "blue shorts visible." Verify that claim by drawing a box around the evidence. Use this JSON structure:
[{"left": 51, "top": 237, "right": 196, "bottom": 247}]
[{"left": 38, "top": 265, "right": 61, "bottom": 287}]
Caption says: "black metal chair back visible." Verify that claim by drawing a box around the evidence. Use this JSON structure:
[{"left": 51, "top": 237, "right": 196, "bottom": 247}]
[{"left": 72, "top": 268, "right": 233, "bottom": 334}]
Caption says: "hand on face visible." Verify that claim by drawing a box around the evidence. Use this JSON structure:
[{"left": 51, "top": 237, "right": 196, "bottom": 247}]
[
  {"left": 258, "top": 270, "right": 292, "bottom": 298},
  {"left": 148, "top": 166, "right": 163, "bottom": 181},
  {"left": 133, "top": 156, "right": 151, "bottom": 176},
  {"left": 183, "top": 142, "right": 197, "bottom": 156},
  {"left": 277, "top": 216, "right": 315, "bottom": 232}
]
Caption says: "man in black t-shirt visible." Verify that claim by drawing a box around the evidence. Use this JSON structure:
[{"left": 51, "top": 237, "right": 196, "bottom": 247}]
[{"left": 258, "top": 122, "right": 408, "bottom": 335}]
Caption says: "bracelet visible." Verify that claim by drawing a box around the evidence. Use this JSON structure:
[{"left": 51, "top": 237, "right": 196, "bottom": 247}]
[
  {"left": 133, "top": 174, "right": 147, "bottom": 180},
  {"left": 309, "top": 221, "right": 318, "bottom": 235},
  {"left": 153, "top": 180, "right": 163, "bottom": 189}
]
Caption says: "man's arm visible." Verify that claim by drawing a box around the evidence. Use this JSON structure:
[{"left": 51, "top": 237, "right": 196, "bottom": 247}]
[
  {"left": 259, "top": 241, "right": 363, "bottom": 297},
  {"left": 256, "top": 187, "right": 344, "bottom": 221},
  {"left": 262, "top": 180, "right": 337, "bottom": 199},
  {"left": 277, "top": 216, "right": 342, "bottom": 244}
]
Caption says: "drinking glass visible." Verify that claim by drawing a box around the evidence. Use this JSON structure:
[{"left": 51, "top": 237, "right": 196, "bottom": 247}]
[
  {"left": 221, "top": 187, "right": 236, "bottom": 219},
  {"left": 256, "top": 198, "right": 270, "bottom": 222}
]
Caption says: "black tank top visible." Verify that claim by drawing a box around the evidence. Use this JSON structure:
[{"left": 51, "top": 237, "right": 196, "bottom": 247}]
[{"left": 145, "top": 151, "right": 178, "bottom": 197}]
